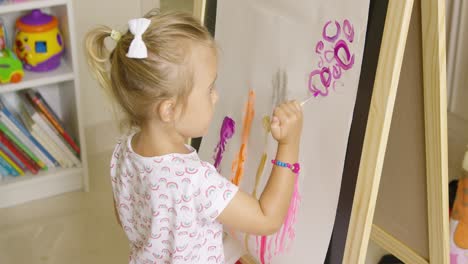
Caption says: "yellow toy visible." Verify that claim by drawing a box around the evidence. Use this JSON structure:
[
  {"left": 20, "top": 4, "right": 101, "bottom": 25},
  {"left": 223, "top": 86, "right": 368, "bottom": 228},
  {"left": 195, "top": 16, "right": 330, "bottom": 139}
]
[{"left": 14, "top": 9, "right": 64, "bottom": 72}]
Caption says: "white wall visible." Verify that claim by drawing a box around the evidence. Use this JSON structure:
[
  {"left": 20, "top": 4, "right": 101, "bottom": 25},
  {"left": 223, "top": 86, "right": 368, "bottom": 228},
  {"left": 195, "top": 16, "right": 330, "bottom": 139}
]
[
  {"left": 446, "top": 0, "right": 468, "bottom": 180},
  {"left": 72, "top": 0, "right": 160, "bottom": 154}
]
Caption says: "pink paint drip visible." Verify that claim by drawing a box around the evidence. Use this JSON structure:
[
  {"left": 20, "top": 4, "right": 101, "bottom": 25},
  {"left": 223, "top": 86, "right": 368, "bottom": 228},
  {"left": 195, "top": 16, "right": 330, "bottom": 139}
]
[
  {"left": 257, "top": 173, "right": 301, "bottom": 263},
  {"left": 260, "top": 236, "right": 267, "bottom": 264}
]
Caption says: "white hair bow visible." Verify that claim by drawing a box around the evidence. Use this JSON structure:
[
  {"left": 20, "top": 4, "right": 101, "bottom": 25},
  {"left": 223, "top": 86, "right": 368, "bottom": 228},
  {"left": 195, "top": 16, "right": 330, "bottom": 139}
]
[{"left": 126, "top": 18, "right": 151, "bottom": 59}]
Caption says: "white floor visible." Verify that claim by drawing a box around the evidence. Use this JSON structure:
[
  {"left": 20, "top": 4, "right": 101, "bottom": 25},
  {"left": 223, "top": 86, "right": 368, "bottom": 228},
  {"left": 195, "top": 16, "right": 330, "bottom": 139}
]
[{"left": 0, "top": 151, "right": 130, "bottom": 264}]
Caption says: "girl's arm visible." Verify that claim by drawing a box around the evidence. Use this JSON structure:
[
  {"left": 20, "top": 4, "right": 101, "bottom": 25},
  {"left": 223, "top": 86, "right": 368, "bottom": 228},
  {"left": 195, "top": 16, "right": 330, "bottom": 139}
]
[{"left": 217, "top": 101, "right": 303, "bottom": 236}]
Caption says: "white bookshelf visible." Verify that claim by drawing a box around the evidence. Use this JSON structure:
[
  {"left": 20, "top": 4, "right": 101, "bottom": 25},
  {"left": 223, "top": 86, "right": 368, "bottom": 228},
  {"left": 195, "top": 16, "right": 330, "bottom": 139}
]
[{"left": 0, "top": 0, "right": 88, "bottom": 208}]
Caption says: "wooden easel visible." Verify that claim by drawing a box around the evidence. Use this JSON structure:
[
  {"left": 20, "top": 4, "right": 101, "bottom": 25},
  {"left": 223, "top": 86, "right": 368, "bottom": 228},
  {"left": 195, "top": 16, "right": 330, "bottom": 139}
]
[
  {"left": 194, "top": 0, "right": 449, "bottom": 263},
  {"left": 342, "top": 0, "right": 449, "bottom": 263}
]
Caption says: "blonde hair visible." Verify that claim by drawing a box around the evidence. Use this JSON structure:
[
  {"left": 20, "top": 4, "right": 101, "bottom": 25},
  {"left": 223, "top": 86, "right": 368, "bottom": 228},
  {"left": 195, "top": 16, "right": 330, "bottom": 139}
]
[{"left": 85, "top": 10, "right": 216, "bottom": 130}]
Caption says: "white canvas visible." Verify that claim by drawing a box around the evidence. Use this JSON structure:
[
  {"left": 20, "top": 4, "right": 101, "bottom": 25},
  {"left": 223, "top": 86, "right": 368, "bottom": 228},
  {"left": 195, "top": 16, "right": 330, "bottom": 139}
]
[{"left": 198, "top": 0, "right": 371, "bottom": 263}]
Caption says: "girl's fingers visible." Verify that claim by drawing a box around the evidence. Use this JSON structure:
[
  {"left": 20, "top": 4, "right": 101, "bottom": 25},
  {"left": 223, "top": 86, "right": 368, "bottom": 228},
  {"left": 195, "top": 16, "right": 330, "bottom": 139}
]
[{"left": 280, "top": 103, "right": 295, "bottom": 119}]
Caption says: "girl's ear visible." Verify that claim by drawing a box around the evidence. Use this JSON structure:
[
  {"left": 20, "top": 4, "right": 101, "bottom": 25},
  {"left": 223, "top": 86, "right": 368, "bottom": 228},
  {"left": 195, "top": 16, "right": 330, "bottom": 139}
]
[{"left": 158, "top": 99, "right": 176, "bottom": 123}]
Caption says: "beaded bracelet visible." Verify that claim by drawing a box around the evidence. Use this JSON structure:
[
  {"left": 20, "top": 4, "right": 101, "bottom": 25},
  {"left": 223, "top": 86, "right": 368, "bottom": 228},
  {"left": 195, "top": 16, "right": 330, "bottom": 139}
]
[{"left": 271, "top": 159, "right": 300, "bottom": 174}]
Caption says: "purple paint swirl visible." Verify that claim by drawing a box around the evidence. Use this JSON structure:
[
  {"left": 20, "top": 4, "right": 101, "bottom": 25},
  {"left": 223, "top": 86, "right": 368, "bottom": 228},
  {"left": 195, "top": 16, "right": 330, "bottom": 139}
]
[
  {"left": 315, "top": 41, "right": 324, "bottom": 54},
  {"left": 343, "top": 19, "right": 355, "bottom": 43},
  {"left": 308, "top": 19, "right": 355, "bottom": 97},
  {"left": 332, "top": 64, "right": 342, "bottom": 79},
  {"left": 334, "top": 39, "right": 354, "bottom": 70},
  {"left": 213, "top": 116, "right": 235, "bottom": 171},
  {"left": 322, "top": 21, "right": 341, "bottom": 43}
]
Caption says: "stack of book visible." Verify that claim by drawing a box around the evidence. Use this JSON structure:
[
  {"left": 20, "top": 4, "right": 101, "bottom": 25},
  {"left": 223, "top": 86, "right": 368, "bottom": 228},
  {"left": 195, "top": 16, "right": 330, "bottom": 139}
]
[{"left": 0, "top": 89, "right": 81, "bottom": 179}]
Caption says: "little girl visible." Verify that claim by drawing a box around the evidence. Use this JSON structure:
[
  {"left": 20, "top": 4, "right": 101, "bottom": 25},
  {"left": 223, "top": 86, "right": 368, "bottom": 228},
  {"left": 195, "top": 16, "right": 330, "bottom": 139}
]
[{"left": 85, "top": 10, "right": 303, "bottom": 264}]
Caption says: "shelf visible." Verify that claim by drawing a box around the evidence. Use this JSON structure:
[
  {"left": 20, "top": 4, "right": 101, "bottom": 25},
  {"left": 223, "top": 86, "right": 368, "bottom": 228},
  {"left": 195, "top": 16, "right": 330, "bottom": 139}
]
[
  {"left": 0, "top": 166, "right": 83, "bottom": 208},
  {"left": 0, "top": 61, "right": 74, "bottom": 93},
  {"left": 0, "top": 0, "right": 68, "bottom": 15}
]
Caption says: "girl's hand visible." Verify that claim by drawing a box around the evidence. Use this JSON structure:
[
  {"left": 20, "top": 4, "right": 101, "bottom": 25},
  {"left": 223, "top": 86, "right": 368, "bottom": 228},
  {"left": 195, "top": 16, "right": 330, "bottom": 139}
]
[{"left": 270, "top": 100, "right": 303, "bottom": 146}]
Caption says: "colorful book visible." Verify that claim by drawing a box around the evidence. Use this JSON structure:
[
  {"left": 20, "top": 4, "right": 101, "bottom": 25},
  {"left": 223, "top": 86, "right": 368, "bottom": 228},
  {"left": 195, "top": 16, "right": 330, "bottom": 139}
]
[
  {"left": 31, "top": 128, "right": 71, "bottom": 168},
  {"left": 0, "top": 122, "right": 45, "bottom": 169},
  {"left": 0, "top": 111, "right": 51, "bottom": 169},
  {"left": 0, "top": 109, "right": 53, "bottom": 169},
  {"left": 35, "top": 111, "right": 80, "bottom": 166},
  {"left": 18, "top": 103, "right": 68, "bottom": 168},
  {"left": 0, "top": 155, "right": 17, "bottom": 176},
  {"left": 0, "top": 162, "right": 9, "bottom": 178},
  {"left": 0, "top": 148, "right": 23, "bottom": 176},
  {"left": 25, "top": 90, "right": 80, "bottom": 155},
  {"left": 0, "top": 97, "right": 59, "bottom": 167},
  {"left": 0, "top": 130, "right": 39, "bottom": 174},
  {"left": 0, "top": 139, "right": 26, "bottom": 170},
  {"left": 21, "top": 96, "right": 79, "bottom": 167}
]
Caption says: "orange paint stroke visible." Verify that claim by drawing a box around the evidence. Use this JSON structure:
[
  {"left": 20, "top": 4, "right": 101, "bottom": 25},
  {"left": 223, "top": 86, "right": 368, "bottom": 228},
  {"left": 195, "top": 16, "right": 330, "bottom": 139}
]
[
  {"left": 244, "top": 116, "right": 271, "bottom": 254},
  {"left": 231, "top": 90, "right": 255, "bottom": 186}
]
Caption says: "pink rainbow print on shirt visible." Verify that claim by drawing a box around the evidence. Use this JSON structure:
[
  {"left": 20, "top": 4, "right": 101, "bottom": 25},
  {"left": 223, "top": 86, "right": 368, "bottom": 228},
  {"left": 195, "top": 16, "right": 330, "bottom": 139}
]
[
  {"left": 182, "top": 194, "right": 192, "bottom": 202},
  {"left": 160, "top": 217, "right": 170, "bottom": 223},
  {"left": 208, "top": 246, "right": 217, "bottom": 251},
  {"left": 150, "top": 183, "right": 159, "bottom": 191},
  {"left": 176, "top": 244, "right": 188, "bottom": 252},
  {"left": 182, "top": 178, "right": 191, "bottom": 184},
  {"left": 206, "top": 185, "right": 217, "bottom": 197},
  {"left": 119, "top": 203, "right": 130, "bottom": 211},
  {"left": 153, "top": 157, "right": 164, "bottom": 163},
  {"left": 214, "top": 231, "right": 223, "bottom": 239},
  {"left": 181, "top": 221, "right": 193, "bottom": 228},
  {"left": 166, "top": 182, "right": 178, "bottom": 189},
  {"left": 175, "top": 171, "right": 185, "bottom": 177},
  {"left": 223, "top": 190, "right": 233, "bottom": 200},
  {"left": 196, "top": 204, "right": 204, "bottom": 213},
  {"left": 185, "top": 167, "right": 199, "bottom": 174},
  {"left": 144, "top": 165, "right": 153, "bottom": 173},
  {"left": 168, "top": 207, "right": 177, "bottom": 216},
  {"left": 210, "top": 210, "right": 219, "bottom": 219},
  {"left": 193, "top": 244, "right": 202, "bottom": 250},
  {"left": 171, "top": 156, "right": 185, "bottom": 163},
  {"left": 168, "top": 231, "right": 175, "bottom": 239},
  {"left": 204, "top": 201, "right": 213, "bottom": 209},
  {"left": 204, "top": 168, "right": 215, "bottom": 179},
  {"left": 178, "top": 231, "right": 189, "bottom": 236}
]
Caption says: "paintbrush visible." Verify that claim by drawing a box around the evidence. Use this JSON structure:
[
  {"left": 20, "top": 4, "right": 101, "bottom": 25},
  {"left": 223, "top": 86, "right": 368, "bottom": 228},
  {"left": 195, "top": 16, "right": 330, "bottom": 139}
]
[{"left": 300, "top": 95, "right": 314, "bottom": 107}]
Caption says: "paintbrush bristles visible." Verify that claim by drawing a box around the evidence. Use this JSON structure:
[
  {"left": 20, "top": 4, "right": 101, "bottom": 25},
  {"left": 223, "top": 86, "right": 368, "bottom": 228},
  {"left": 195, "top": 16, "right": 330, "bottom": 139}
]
[{"left": 300, "top": 96, "right": 314, "bottom": 106}]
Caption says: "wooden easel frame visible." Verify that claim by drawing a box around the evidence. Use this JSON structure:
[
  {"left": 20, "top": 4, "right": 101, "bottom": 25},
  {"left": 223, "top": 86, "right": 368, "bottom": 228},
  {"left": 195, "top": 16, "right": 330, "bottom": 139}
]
[
  {"left": 344, "top": 0, "right": 449, "bottom": 263},
  {"left": 194, "top": 0, "right": 449, "bottom": 263}
]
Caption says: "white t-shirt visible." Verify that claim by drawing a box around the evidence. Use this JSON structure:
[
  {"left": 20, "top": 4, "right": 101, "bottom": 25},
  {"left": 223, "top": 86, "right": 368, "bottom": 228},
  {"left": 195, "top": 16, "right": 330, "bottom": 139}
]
[{"left": 110, "top": 133, "right": 239, "bottom": 264}]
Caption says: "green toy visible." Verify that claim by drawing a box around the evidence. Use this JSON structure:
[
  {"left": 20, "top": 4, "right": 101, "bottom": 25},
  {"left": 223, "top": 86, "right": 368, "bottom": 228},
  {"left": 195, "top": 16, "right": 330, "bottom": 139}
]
[
  {"left": 0, "top": 19, "right": 23, "bottom": 84},
  {"left": 0, "top": 48, "right": 24, "bottom": 84}
]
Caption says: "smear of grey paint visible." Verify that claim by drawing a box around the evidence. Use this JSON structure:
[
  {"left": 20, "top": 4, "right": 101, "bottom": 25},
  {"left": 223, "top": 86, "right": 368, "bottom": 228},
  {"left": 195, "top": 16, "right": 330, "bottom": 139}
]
[{"left": 272, "top": 69, "right": 288, "bottom": 107}]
